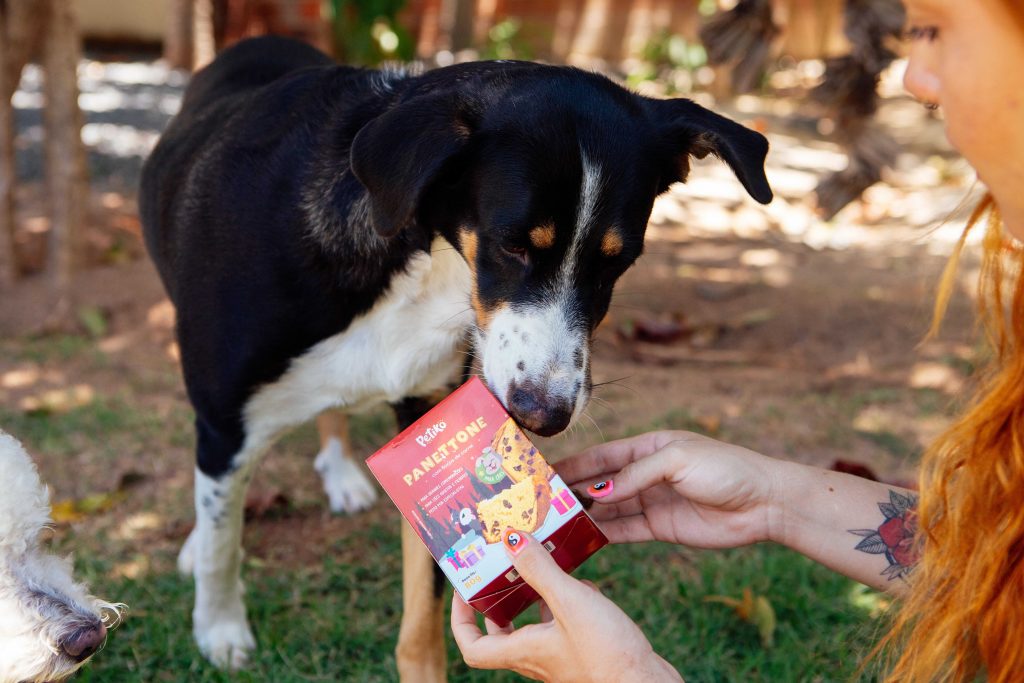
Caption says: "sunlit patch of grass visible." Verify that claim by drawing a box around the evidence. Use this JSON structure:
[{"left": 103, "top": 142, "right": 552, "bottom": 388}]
[{"left": 847, "top": 582, "right": 893, "bottom": 619}]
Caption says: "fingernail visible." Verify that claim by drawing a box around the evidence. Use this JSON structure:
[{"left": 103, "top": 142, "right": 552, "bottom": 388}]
[
  {"left": 503, "top": 528, "right": 528, "bottom": 555},
  {"left": 587, "top": 480, "right": 614, "bottom": 498}
]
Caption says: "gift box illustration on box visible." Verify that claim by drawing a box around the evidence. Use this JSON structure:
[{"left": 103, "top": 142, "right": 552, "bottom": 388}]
[
  {"left": 550, "top": 486, "right": 578, "bottom": 515},
  {"left": 445, "top": 534, "right": 488, "bottom": 571}
]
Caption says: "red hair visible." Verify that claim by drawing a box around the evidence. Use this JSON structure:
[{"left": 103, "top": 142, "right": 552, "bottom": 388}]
[{"left": 877, "top": 194, "right": 1024, "bottom": 681}]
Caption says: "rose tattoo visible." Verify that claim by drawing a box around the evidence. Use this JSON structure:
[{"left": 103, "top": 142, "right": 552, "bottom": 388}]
[{"left": 849, "top": 489, "right": 921, "bottom": 582}]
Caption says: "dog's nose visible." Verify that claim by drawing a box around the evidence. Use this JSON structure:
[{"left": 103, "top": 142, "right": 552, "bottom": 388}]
[
  {"left": 60, "top": 621, "right": 107, "bottom": 662},
  {"left": 507, "top": 383, "right": 572, "bottom": 437}
]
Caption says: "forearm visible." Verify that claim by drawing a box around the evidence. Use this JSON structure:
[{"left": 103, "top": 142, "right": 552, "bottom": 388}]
[{"left": 767, "top": 460, "right": 919, "bottom": 595}]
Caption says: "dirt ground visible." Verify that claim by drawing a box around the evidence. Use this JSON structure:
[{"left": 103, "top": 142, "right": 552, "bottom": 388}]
[{"left": 0, "top": 58, "right": 986, "bottom": 576}]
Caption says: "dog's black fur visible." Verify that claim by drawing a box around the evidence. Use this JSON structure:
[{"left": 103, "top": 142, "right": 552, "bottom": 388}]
[{"left": 140, "top": 35, "right": 771, "bottom": 667}]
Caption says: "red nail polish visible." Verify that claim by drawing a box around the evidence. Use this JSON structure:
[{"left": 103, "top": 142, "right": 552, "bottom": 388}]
[
  {"left": 503, "top": 528, "right": 528, "bottom": 555},
  {"left": 587, "top": 480, "right": 614, "bottom": 498}
]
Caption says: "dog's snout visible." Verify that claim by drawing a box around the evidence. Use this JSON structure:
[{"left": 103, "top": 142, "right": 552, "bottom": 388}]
[
  {"left": 60, "top": 621, "right": 107, "bottom": 662},
  {"left": 507, "top": 382, "right": 572, "bottom": 437}
]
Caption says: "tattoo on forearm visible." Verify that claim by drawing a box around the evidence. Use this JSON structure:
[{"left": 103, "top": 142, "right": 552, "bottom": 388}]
[{"left": 848, "top": 489, "right": 920, "bottom": 582}]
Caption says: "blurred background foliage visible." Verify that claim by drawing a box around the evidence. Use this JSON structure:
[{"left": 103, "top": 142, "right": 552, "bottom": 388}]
[{"left": 330, "top": 0, "right": 415, "bottom": 64}]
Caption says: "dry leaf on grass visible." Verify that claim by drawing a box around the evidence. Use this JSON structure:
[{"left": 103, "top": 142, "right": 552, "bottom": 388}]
[
  {"left": 51, "top": 490, "right": 128, "bottom": 523},
  {"left": 19, "top": 384, "right": 95, "bottom": 414},
  {"left": 705, "top": 587, "right": 777, "bottom": 648}
]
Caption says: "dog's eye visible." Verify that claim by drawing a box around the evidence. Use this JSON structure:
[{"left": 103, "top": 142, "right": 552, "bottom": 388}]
[{"left": 502, "top": 246, "right": 529, "bottom": 267}]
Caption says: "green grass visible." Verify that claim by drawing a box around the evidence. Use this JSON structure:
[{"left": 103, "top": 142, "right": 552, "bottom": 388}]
[
  {"left": 73, "top": 528, "right": 886, "bottom": 682},
  {"left": 4, "top": 333, "right": 99, "bottom": 364},
  {"left": 0, "top": 395, "right": 189, "bottom": 457}
]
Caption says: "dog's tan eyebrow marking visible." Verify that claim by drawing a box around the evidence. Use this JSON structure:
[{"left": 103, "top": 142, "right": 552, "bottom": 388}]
[
  {"left": 460, "top": 229, "right": 499, "bottom": 328},
  {"left": 529, "top": 223, "right": 556, "bottom": 249},
  {"left": 460, "top": 228, "right": 478, "bottom": 275},
  {"left": 601, "top": 229, "right": 623, "bottom": 257}
]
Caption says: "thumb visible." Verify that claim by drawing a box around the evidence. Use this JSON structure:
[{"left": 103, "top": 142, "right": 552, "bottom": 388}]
[{"left": 503, "top": 529, "right": 581, "bottom": 620}]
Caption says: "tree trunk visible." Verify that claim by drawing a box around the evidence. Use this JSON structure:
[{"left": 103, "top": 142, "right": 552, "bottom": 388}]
[
  {"left": 1, "top": 0, "right": 49, "bottom": 287},
  {"left": 42, "top": 0, "right": 87, "bottom": 321},
  {"left": 164, "top": 0, "right": 195, "bottom": 69},
  {"left": 193, "top": 0, "right": 217, "bottom": 70},
  {"left": 1, "top": 0, "right": 49, "bottom": 104},
  {"left": 568, "top": 0, "right": 616, "bottom": 65},
  {"left": 0, "top": 8, "right": 16, "bottom": 287},
  {"left": 450, "top": 0, "right": 476, "bottom": 52}
]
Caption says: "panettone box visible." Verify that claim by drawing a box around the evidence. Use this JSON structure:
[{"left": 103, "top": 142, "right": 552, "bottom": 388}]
[{"left": 366, "top": 377, "right": 608, "bottom": 626}]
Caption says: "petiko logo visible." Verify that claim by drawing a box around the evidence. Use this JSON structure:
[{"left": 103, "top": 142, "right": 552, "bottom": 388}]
[{"left": 415, "top": 422, "right": 447, "bottom": 447}]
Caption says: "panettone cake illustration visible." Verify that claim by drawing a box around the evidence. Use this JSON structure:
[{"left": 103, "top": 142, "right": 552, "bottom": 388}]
[
  {"left": 476, "top": 474, "right": 553, "bottom": 543},
  {"left": 491, "top": 417, "right": 555, "bottom": 483}
]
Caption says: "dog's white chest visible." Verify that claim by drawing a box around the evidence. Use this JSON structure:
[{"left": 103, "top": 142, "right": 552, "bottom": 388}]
[{"left": 244, "top": 237, "right": 472, "bottom": 436}]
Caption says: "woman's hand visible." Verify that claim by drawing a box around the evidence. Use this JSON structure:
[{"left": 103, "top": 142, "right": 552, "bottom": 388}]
[
  {"left": 451, "top": 530, "right": 681, "bottom": 683},
  {"left": 556, "top": 431, "right": 783, "bottom": 549}
]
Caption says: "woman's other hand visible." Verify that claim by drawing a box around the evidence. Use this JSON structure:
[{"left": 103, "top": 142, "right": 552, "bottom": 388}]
[{"left": 451, "top": 530, "right": 682, "bottom": 683}]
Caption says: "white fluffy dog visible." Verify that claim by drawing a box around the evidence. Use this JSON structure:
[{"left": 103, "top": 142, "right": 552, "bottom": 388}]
[{"left": 0, "top": 431, "right": 122, "bottom": 682}]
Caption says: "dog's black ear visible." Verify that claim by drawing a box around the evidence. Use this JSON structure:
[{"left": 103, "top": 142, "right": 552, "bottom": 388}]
[
  {"left": 647, "top": 97, "right": 773, "bottom": 204},
  {"left": 350, "top": 91, "right": 476, "bottom": 238}
]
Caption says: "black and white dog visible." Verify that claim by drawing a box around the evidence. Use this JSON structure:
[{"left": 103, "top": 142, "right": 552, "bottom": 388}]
[{"left": 140, "top": 35, "right": 771, "bottom": 676}]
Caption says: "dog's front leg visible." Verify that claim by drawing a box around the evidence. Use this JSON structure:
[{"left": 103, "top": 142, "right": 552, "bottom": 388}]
[
  {"left": 392, "top": 395, "right": 449, "bottom": 682},
  {"left": 179, "top": 462, "right": 258, "bottom": 670},
  {"left": 397, "top": 522, "right": 447, "bottom": 682}
]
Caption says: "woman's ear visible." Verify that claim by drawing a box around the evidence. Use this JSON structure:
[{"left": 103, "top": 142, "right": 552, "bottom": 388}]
[
  {"left": 645, "top": 97, "right": 773, "bottom": 204},
  {"left": 350, "top": 90, "right": 478, "bottom": 238}
]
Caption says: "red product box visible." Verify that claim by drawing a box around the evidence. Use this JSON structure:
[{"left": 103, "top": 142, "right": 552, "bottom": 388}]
[{"left": 366, "top": 377, "right": 607, "bottom": 626}]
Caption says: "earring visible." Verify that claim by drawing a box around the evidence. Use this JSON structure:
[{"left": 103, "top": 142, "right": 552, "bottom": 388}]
[{"left": 924, "top": 102, "right": 939, "bottom": 111}]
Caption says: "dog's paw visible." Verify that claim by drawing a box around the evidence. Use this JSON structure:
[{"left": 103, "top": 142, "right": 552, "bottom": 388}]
[
  {"left": 195, "top": 617, "right": 256, "bottom": 670},
  {"left": 314, "top": 440, "right": 379, "bottom": 514},
  {"left": 177, "top": 528, "right": 197, "bottom": 576}
]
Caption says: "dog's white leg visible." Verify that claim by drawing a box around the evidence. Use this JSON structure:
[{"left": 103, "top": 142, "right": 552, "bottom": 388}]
[
  {"left": 396, "top": 523, "right": 447, "bottom": 682},
  {"left": 314, "top": 410, "right": 378, "bottom": 514},
  {"left": 188, "top": 461, "right": 259, "bottom": 670}
]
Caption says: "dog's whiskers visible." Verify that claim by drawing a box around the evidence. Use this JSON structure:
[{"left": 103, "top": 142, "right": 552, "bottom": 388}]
[
  {"left": 439, "top": 306, "right": 474, "bottom": 327},
  {"left": 588, "top": 395, "right": 621, "bottom": 421},
  {"left": 580, "top": 409, "right": 605, "bottom": 442}
]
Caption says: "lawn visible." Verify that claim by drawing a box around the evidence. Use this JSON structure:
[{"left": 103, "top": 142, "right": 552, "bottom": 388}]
[{"left": 72, "top": 520, "right": 890, "bottom": 682}]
